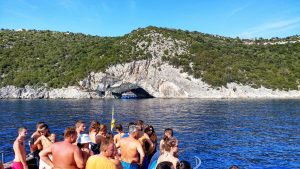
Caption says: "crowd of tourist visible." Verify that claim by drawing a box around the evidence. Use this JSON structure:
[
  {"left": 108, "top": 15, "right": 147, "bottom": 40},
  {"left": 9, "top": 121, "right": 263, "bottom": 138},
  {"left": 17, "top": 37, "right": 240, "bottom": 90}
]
[{"left": 10, "top": 120, "right": 196, "bottom": 169}]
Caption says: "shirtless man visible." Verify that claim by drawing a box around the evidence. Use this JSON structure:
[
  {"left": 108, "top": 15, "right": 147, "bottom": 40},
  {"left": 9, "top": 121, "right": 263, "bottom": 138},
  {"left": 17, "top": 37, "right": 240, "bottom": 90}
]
[
  {"left": 75, "top": 120, "right": 86, "bottom": 136},
  {"left": 29, "top": 122, "right": 45, "bottom": 157},
  {"left": 119, "top": 125, "right": 144, "bottom": 169},
  {"left": 39, "top": 127, "right": 84, "bottom": 169},
  {"left": 34, "top": 124, "right": 56, "bottom": 149},
  {"left": 74, "top": 120, "right": 86, "bottom": 145},
  {"left": 12, "top": 127, "right": 28, "bottom": 169},
  {"left": 34, "top": 124, "right": 56, "bottom": 169}
]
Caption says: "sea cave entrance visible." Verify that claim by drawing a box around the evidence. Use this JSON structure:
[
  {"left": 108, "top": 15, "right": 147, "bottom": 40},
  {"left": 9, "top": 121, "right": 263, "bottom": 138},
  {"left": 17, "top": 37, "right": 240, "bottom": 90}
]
[{"left": 98, "top": 82, "right": 154, "bottom": 99}]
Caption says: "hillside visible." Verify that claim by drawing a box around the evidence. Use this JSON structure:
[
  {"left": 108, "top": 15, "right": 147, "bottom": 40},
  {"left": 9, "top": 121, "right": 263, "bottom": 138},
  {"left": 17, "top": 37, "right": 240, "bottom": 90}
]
[{"left": 1, "top": 26, "right": 300, "bottom": 91}]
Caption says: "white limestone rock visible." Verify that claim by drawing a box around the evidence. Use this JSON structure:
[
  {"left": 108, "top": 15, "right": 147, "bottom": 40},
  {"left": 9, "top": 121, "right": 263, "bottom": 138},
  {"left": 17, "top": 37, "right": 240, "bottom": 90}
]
[
  {"left": 81, "top": 58, "right": 300, "bottom": 99},
  {"left": 0, "top": 85, "right": 21, "bottom": 99},
  {"left": 48, "top": 86, "right": 99, "bottom": 99}
]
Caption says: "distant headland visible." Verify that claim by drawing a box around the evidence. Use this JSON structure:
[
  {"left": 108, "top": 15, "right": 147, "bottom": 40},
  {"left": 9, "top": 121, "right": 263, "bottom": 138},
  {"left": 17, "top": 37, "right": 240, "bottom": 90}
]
[{"left": 1, "top": 26, "right": 300, "bottom": 99}]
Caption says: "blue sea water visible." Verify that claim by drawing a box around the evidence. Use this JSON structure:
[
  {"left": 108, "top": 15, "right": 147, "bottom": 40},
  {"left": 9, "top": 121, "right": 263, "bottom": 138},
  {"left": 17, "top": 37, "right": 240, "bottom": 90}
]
[{"left": 0, "top": 99, "right": 299, "bottom": 169}]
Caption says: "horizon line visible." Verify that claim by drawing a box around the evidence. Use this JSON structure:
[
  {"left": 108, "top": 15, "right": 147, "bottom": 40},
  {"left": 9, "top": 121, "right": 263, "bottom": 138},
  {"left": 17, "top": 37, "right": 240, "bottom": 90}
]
[{"left": 1, "top": 26, "right": 299, "bottom": 40}]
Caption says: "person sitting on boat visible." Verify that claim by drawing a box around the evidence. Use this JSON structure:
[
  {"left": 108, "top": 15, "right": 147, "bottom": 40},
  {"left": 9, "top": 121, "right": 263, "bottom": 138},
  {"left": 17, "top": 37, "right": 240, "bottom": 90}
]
[
  {"left": 159, "top": 128, "right": 173, "bottom": 155},
  {"left": 12, "top": 127, "right": 28, "bottom": 169},
  {"left": 88, "top": 120, "right": 101, "bottom": 154},
  {"left": 33, "top": 124, "right": 56, "bottom": 169},
  {"left": 136, "top": 120, "right": 154, "bottom": 169},
  {"left": 156, "top": 137, "right": 179, "bottom": 169},
  {"left": 39, "top": 127, "right": 84, "bottom": 169},
  {"left": 119, "top": 125, "right": 144, "bottom": 169}
]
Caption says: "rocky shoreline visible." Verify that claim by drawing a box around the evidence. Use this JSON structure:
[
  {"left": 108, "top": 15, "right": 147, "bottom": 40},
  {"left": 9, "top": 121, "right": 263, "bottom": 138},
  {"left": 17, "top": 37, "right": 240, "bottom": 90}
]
[
  {"left": 1, "top": 84, "right": 300, "bottom": 99},
  {"left": 0, "top": 85, "right": 100, "bottom": 99},
  {"left": 1, "top": 60, "right": 300, "bottom": 99}
]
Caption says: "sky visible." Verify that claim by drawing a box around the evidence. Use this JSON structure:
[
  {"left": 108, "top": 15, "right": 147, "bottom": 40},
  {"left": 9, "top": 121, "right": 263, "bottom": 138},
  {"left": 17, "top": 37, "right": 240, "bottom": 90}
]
[{"left": 0, "top": 0, "right": 300, "bottom": 39}]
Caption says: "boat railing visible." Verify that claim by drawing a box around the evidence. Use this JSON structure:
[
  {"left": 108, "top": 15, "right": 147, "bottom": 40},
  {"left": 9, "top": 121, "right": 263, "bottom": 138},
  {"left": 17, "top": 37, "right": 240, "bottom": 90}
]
[
  {"left": 193, "top": 156, "right": 202, "bottom": 169},
  {"left": 1, "top": 150, "right": 14, "bottom": 164},
  {"left": 1, "top": 150, "right": 5, "bottom": 163}
]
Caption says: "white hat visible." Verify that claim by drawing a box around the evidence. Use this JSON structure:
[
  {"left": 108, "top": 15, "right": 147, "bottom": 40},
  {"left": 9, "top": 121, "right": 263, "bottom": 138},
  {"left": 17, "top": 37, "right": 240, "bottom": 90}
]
[{"left": 77, "top": 134, "right": 92, "bottom": 144}]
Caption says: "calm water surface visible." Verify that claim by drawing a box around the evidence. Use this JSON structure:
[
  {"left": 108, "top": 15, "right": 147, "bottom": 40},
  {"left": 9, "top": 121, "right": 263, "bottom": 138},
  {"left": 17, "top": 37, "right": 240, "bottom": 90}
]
[{"left": 0, "top": 99, "right": 299, "bottom": 169}]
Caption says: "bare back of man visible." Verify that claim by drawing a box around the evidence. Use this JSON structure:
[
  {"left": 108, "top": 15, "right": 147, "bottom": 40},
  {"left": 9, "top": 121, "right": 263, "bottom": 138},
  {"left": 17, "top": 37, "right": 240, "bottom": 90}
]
[
  {"left": 51, "top": 141, "right": 82, "bottom": 169},
  {"left": 119, "top": 137, "right": 142, "bottom": 164},
  {"left": 40, "top": 127, "right": 84, "bottom": 169},
  {"left": 120, "top": 135, "right": 145, "bottom": 166}
]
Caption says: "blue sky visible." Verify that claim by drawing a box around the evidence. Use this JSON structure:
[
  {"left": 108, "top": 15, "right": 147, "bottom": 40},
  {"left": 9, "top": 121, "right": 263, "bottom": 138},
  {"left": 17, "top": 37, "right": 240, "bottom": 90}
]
[{"left": 0, "top": 0, "right": 300, "bottom": 38}]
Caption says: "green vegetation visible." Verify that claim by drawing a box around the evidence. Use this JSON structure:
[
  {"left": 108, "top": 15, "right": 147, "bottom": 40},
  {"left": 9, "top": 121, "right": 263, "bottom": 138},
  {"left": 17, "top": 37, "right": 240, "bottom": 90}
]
[
  {"left": 163, "top": 29, "right": 300, "bottom": 90},
  {"left": 0, "top": 29, "right": 136, "bottom": 88},
  {"left": 0, "top": 27, "right": 300, "bottom": 90}
]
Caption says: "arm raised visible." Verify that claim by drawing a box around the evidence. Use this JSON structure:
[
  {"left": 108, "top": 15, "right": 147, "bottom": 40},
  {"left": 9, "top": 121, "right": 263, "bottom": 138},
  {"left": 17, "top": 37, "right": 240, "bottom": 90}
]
[{"left": 39, "top": 145, "right": 54, "bottom": 168}]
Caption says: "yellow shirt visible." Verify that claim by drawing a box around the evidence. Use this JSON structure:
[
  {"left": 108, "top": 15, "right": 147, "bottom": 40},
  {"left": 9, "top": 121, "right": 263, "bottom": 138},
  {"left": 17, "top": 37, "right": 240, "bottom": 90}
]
[{"left": 86, "top": 155, "right": 117, "bottom": 169}]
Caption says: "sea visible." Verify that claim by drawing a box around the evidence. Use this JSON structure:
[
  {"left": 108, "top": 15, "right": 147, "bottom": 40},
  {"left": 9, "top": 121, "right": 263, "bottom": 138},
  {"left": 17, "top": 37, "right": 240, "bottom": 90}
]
[{"left": 0, "top": 99, "right": 299, "bottom": 169}]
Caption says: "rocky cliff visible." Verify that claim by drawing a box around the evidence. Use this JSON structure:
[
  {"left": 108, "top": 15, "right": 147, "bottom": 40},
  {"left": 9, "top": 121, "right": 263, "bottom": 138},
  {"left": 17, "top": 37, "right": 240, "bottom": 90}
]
[
  {"left": 2, "top": 58, "right": 300, "bottom": 99},
  {"left": 79, "top": 59, "right": 300, "bottom": 99}
]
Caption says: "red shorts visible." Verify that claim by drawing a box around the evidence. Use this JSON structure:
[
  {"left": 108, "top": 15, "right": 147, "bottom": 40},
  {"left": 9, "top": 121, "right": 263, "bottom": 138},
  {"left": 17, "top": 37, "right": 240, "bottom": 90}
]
[{"left": 11, "top": 162, "right": 23, "bottom": 169}]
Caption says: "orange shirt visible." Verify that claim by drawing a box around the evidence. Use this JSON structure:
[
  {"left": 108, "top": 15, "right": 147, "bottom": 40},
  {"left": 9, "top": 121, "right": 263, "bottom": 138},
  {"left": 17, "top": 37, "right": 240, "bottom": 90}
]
[{"left": 86, "top": 155, "right": 117, "bottom": 169}]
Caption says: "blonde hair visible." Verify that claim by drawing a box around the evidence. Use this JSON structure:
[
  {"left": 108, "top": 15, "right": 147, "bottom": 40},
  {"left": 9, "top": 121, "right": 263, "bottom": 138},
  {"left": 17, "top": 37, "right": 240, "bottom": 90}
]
[{"left": 18, "top": 127, "right": 27, "bottom": 133}]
